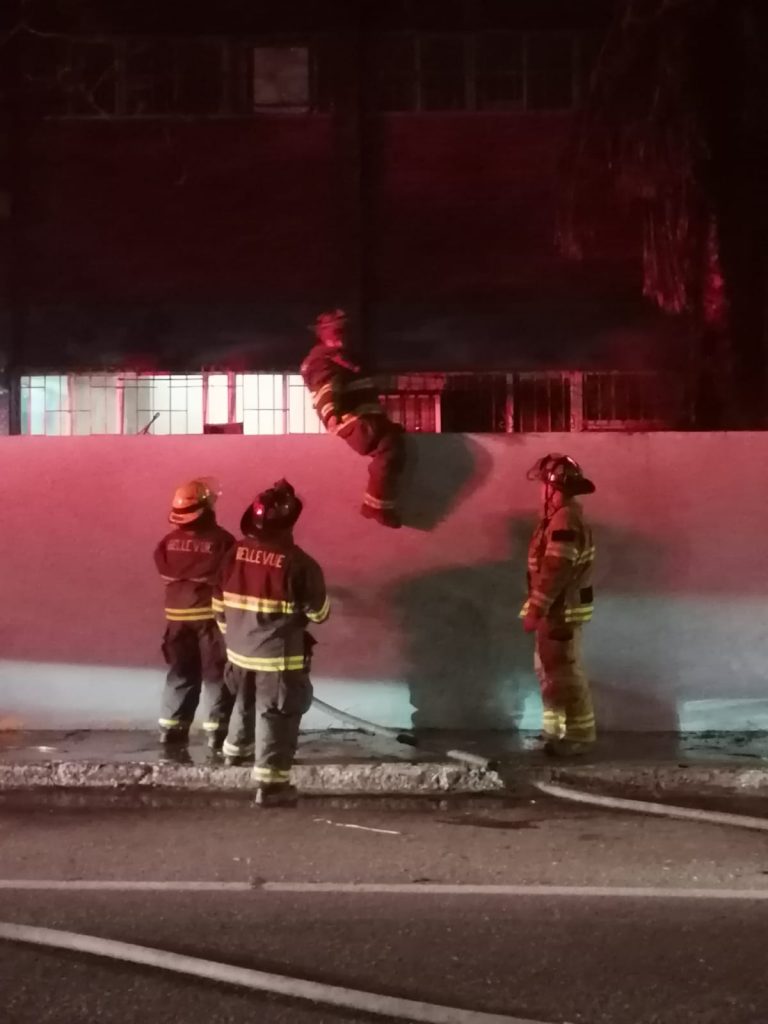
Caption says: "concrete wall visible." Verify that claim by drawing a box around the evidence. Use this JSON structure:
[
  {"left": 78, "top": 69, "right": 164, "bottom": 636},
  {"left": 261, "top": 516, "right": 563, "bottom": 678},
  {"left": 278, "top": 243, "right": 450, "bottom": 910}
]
[{"left": 1, "top": 432, "right": 766, "bottom": 733}]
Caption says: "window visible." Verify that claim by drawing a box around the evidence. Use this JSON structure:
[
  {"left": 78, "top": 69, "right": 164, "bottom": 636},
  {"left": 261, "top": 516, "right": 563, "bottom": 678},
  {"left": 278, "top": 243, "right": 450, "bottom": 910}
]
[
  {"left": 369, "top": 31, "right": 578, "bottom": 112},
  {"left": 475, "top": 33, "right": 524, "bottom": 111},
  {"left": 34, "top": 37, "right": 318, "bottom": 118},
  {"left": 18, "top": 373, "right": 326, "bottom": 436},
  {"left": 251, "top": 47, "right": 310, "bottom": 109},
  {"left": 18, "top": 370, "right": 693, "bottom": 436}
]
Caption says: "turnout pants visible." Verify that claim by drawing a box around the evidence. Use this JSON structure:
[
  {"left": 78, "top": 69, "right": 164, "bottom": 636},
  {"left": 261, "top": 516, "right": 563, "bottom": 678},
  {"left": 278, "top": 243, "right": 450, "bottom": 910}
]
[
  {"left": 159, "top": 621, "right": 233, "bottom": 739},
  {"left": 340, "top": 416, "right": 405, "bottom": 513},
  {"left": 534, "top": 622, "right": 596, "bottom": 744},
  {"left": 222, "top": 667, "right": 313, "bottom": 784}
]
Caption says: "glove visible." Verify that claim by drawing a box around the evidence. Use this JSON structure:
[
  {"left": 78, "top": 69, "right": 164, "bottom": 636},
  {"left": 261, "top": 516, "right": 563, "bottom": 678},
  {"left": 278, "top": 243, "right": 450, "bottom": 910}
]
[{"left": 522, "top": 612, "right": 541, "bottom": 634}]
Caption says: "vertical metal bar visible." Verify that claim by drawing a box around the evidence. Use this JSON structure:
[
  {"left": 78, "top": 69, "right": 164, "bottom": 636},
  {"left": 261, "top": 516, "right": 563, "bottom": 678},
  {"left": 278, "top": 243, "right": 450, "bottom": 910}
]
[
  {"left": 116, "top": 375, "right": 125, "bottom": 435},
  {"left": 572, "top": 32, "right": 581, "bottom": 108},
  {"left": 414, "top": 33, "right": 422, "bottom": 112},
  {"left": 569, "top": 371, "right": 584, "bottom": 432},
  {"left": 465, "top": 33, "right": 476, "bottom": 111},
  {"left": 504, "top": 373, "right": 514, "bottom": 432}
]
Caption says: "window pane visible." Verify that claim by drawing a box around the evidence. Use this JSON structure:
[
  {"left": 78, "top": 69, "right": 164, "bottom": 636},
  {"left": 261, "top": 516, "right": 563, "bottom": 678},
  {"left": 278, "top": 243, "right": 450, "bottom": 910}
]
[
  {"left": 287, "top": 374, "right": 324, "bottom": 433},
  {"left": 370, "top": 34, "right": 416, "bottom": 111},
  {"left": 175, "top": 40, "right": 223, "bottom": 115},
  {"left": 252, "top": 47, "right": 309, "bottom": 108},
  {"left": 526, "top": 33, "right": 574, "bottom": 110},
  {"left": 477, "top": 33, "right": 523, "bottom": 75},
  {"left": 476, "top": 32, "right": 524, "bottom": 110},
  {"left": 238, "top": 374, "right": 286, "bottom": 434},
  {"left": 420, "top": 35, "right": 465, "bottom": 110},
  {"left": 125, "top": 40, "right": 174, "bottom": 116},
  {"left": 205, "top": 373, "right": 230, "bottom": 424}
]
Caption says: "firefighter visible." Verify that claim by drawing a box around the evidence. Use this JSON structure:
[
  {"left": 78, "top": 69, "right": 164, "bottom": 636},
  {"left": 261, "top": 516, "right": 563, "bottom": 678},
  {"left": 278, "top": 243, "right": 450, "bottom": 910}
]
[
  {"left": 521, "top": 454, "right": 597, "bottom": 756},
  {"left": 218, "top": 479, "right": 330, "bottom": 808},
  {"left": 300, "top": 308, "right": 405, "bottom": 528},
  {"left": 154, "top": 479, "right": 236, "bottom": 753}
]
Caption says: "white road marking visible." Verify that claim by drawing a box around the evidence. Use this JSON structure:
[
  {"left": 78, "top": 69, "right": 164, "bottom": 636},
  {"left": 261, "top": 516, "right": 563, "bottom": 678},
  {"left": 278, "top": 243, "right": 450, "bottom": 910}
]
[
  {"left": 313, "top": 818, "right": 402, "bottom": 834},
  {"left": 0, "top": 921, "right": 546, "bottom": 1024},
  {"left": 1, "top": 879, "right": 768, "bottom": 899}
]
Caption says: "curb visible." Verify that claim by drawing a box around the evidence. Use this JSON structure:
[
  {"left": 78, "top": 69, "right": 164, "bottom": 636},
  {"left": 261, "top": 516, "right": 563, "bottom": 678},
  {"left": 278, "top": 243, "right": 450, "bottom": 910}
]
[
  {"left": 0, "top": 761, "right": 505, "bottom": 794},
  {"left": 2, "top": 759, "right": 768, "bottom": 797}
]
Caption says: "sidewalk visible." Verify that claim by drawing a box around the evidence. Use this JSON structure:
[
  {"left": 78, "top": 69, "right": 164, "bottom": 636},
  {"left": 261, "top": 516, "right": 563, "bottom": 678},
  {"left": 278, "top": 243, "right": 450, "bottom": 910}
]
[{"left": 2, "top": 728, "right": 768, "bottom": 799}]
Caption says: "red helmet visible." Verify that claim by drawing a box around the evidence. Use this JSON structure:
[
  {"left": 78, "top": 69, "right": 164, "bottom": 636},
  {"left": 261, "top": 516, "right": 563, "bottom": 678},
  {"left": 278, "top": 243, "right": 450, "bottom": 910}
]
[{"left": 527, "top": 454, "right": 595, "bottom": 495}]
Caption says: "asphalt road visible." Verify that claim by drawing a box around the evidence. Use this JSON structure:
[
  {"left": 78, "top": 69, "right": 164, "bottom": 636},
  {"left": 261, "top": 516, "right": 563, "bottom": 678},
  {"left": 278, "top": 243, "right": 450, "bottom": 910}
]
[{"left": 1, "top": 791, "right": 768, "bottom": 1023}]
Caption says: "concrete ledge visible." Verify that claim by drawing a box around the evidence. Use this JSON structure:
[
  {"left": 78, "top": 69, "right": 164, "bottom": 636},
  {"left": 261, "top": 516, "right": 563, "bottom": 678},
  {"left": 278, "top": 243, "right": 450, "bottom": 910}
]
[
  {"left": 544, "top": 763, "right": 768, "bottom": 799},
  {"left": 3, "top": 758, "right": 768, "bottom": 798},
  {"left": 0, "top": 761, "right": 505, "bottom": 794}
]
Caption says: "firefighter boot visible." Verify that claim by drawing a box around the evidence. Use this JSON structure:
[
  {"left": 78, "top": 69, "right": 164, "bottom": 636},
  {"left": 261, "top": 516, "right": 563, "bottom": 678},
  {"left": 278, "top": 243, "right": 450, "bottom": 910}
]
[
  {"left": 360, "top": 504, "right": 402, "bottom": 529},
  {"left": 206, "top": 729, "right": 227, "bottom": 753},
  {"left": 544, "top": 738, "right": 593, "bottom": 758},
  {"left": 253, "top": 783, "right": 299, "bottom": 809},
  {"left": 159, "top": 726, "right": 189, "bottom": 747}
]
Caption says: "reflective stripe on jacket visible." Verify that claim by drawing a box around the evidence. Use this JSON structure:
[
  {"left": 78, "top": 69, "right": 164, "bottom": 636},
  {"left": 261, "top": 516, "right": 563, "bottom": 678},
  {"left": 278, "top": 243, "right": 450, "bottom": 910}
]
[
  {"left": 154, "top": 522, "right": 236, "bottom": 623},
  {"left": 218, "top": 535, "right": 329, "bottom": 672},
  {"left": 300, "top": 343, "right": 384, "bottom": 433},
  {"left": 521, "top": 500, "right": 595, "bottom": 625}
]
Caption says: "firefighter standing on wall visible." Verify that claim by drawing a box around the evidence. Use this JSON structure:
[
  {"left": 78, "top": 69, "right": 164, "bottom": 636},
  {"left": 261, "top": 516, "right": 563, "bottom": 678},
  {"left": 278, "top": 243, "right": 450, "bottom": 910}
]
[
  {"left": 154, "top": 479, "right": 236, "bottom": 753},
  {"left": 301, "top": 308, "right": 405, "bottom": 529},
  {"left": 521, "top": 454, "right": 597, "bottom": 756},
  {"left": 218, "top": 479, "right": 330, "bottom": 808}
]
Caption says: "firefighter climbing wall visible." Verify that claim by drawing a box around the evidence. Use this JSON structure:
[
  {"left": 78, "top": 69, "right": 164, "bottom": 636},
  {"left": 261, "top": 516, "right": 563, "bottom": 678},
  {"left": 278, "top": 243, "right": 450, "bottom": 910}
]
[{"left": 0, "top": 432, "right": 766, "bottom": 734}]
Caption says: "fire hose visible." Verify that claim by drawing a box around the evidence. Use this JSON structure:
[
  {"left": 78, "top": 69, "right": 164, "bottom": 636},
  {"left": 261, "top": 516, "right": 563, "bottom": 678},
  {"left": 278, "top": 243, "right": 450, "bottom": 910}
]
[{"left": 311, "top": 698, "right": 768, "bottom": 832}]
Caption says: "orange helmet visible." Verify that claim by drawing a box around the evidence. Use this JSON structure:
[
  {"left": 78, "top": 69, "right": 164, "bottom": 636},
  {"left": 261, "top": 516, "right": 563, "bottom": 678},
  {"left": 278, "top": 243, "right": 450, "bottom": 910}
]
[{"left": 169, "top": 479, "right": 218, "bottom": 525}]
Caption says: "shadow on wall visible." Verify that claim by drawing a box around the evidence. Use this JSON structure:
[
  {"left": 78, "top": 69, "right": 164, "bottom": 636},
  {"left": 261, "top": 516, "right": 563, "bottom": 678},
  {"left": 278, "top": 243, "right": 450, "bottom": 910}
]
[
  {"left": 390, "top": 518, "right": 534, "bottom": 730},
  {"left": 587, "top": 521, "right": 680, "bottom": 732},
  {"left": 398, "top": 434, "right": 493, "bottom": 532}
]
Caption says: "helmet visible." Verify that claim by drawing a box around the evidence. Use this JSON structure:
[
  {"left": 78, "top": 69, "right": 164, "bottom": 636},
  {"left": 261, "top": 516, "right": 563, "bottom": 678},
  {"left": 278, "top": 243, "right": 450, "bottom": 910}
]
[
  {"left": 527, "top": 453, "right": 595, "bottom": 495},
  {"left": 241, "top": 479, "right": 303, "bottom": 536},
  {"left": 313, "top": 308, "right": 347, "bottom": 330},
  {"left": 169, "top": 479, "right": 218, "bottom": 525}
]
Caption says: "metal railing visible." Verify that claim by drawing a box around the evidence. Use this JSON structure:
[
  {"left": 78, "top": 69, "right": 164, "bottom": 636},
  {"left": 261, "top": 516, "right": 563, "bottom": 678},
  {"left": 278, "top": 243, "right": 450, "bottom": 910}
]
[{"left": 18, "top": 369, "right": 694, "bottom": 436}]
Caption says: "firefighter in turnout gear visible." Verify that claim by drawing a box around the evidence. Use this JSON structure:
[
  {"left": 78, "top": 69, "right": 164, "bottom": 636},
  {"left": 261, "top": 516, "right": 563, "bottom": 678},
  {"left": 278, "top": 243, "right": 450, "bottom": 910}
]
[
  {"left": 301, "top": 308, "right": 405, "bottom": 528},
  {"left": 521, "top": 454, "right": 597, "bottom": 757},
  {"left": 154, "top": 479, "right": 236, "bottom": 752},
  {"left": 218, "top": 479, "right": 330, "bottom": 808}
]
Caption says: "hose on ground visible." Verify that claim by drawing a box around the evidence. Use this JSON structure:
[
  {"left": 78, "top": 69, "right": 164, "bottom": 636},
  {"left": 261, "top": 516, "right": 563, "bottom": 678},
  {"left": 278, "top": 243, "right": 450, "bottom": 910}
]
[
  {"left": 534, "top": 781, "right": 768, "bottom": 833},
  {"left": 311, "top": 697, "right": 495, "bottom": 770},
  {"left": 312, "top": 698, "right": 768, "bottom": 832},
  {"left": 0, "top": 921, "right": 544, "bottom": 1024}
]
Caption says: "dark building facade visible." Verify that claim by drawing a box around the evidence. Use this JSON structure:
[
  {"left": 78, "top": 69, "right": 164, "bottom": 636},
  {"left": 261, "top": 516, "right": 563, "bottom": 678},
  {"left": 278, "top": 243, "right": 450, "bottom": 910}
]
[{"left": 0, "top": 0, "right": 693, "bottom": 435}]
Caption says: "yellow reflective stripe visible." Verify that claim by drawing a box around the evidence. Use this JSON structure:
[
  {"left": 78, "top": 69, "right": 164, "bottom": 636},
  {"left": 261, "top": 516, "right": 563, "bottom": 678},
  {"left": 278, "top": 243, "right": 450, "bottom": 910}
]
[
  {"left": 222, "top": 739, "right": 255, "bottom": 757},
  {"left": 567, "top": 604, "right": 594, "bottom": 613},
  {"left": 165, "top": 608, "right": 215, "bottom": 621},
  {"left": 160, "top": 575, "right": 176, "bottom": 583},
  {"left": 216, "top": 622, "right": 227, "bottom": 634},
  {"left": 226, "top": 650, "right": 306, "bottom": 672},
  {"left": 344, "top": 377, "right": 376, "bottom": 392},
  {"left": 312, "top": 383, "right": 334, "bottom": 407},
  {"left": 545, "top": 543, "right": 577, "bottom": 560},
  {"left": 363, "top": 493, "right": 395, "bottom": 510},
  {"left": 158, "top": 718, "right": 182, "bottom": 728},
  {"left": 306, "top": 597, "right": 330, "bottom": 624},
  {"left": 222, "top": 593, "right": 297, "bottom": 615},
  {"left": 211, "top": 597, "right": 224, "bottom": 612},
  {"left": 253, "top": 766, "right": 291, "bottom": 782},
  {"left": 202, "top": 721, "right": 222, "bottom": 732}
]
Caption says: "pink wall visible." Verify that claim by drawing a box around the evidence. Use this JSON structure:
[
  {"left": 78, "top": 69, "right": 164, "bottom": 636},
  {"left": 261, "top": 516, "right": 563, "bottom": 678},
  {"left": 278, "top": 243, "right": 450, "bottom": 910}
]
[{"left": 1, "top": 432, "right": 766, "bottom": 733}]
